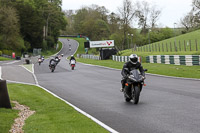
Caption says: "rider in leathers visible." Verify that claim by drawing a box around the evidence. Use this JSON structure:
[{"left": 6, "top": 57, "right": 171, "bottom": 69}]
[{"left": 121, "top": 54, "right": 145, "bottom": 92}]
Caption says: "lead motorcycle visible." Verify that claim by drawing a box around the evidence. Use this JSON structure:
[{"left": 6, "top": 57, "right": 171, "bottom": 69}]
[
  {"left": 123, "top": 68, "right": 147, "bottom": 104},
  {"left": 70, "top": 59, "right": 76, "bottom": 70}
]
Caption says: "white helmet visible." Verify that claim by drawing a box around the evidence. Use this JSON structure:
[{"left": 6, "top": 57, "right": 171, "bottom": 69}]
[
  {"left": 129, "top": 54, "right": 138, "bottom": 64},
  {"left": 71, "top": 55, "right": 73, "bottom": 57}
]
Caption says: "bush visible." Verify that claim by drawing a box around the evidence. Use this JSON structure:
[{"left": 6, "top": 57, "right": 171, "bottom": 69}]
[{"left": 0, "top": 51, "right": 2, "bottom": 56}]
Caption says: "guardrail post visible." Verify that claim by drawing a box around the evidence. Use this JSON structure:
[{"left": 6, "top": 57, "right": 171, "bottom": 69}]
[{"left": 0, "top": 80, "right": 12, "bottom": 109}]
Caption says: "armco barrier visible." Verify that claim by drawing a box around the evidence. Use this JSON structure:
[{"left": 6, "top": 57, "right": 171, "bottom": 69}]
[
  {"left": 146, "top": 55, "right": 200, "bottom": 66},
  {"left": 81, "top": 54, "right": 100, "bottom": 60}
]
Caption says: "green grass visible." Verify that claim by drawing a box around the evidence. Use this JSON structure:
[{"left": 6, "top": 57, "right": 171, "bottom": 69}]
[
  {"left": 122, "top": 29, "right": 200, "bottom": 55},
  {"left": 0, "top": 84, "right": 108, "bottom": 133},
  {"left": 0, "top": 57, "right": 13, "bottom": 61},
  {"left": 77, "top": 58, "right": 200, "bottom": 79},
  {"left": 23, "top": 64, "right": 33, "bottom": 72},
  {"left": 0, "top": 104, "right": 19, "bottom": 133}
]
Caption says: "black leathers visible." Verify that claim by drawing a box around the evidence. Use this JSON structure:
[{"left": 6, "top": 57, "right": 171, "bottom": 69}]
[{"left": 121, "top": 61, "right": 145, "bottom": 78}]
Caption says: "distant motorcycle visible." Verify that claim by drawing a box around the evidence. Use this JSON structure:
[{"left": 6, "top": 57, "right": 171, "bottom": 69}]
[
  {"left": 38, "top": 56, "right": 44, "bottom": 65},
  {"left": 123, "top": 69, "right": 147, "bottom": 104},
  {"left": 38, "top": 58, "right": 42, "bottom": 65}
]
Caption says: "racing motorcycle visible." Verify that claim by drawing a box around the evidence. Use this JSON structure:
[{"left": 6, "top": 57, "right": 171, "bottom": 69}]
[
  {"left": 38, "top": 56, "right": 44, "bottom": 65},
  {"left": 123, "top": 68, "right": 147, "bottom": 104},
  {"left": 38, "top": 58, "right": 42, "bottom": 65},
  {"left": 70, "top": 59, "right": 76, "bottom": 70},
  {"left": 49, "top": 60, "right": 57, "bottom": 72}
]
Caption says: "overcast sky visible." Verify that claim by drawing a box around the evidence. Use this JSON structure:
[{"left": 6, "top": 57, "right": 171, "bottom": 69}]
[{"left": 62, "top": 0, "right": 193, "bottom": 28}]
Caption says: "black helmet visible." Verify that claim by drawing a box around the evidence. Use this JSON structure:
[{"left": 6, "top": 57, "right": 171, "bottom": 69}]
[{"left": 129, "top": 54, "right": 138, "bottom": 64}]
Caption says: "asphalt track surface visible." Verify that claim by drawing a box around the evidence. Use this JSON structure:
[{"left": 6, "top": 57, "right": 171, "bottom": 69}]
[{"left": 1, "top": 38, "right": 200, "bottom": 133}]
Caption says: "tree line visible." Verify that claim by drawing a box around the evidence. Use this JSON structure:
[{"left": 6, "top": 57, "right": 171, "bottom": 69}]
[
  {"left": 62, "top": 0, "right": 170, "bottom": 50},
  {"left": 0, "top": 0, "right": 66, "bottom": 55}
]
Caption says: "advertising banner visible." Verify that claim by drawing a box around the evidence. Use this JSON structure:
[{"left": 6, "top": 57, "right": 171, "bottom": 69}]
[{"left": 90, "top": 40, "right": 114, "bottom": 48}]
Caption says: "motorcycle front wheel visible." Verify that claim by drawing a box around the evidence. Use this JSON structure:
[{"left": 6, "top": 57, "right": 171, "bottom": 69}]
[{"left": 132, "top": 86, "right": 140, "bottom": 104}]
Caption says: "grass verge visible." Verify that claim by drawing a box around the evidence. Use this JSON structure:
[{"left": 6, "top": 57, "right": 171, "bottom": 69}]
[
  {"left": 0, "top": 57, "right": 13, "bottom": 61},
  {"left": 77, "top": 58, "right": 200, "bottom": 79},
  {"left": 0, "top": 83, "right": 108, "bottom": 133}
]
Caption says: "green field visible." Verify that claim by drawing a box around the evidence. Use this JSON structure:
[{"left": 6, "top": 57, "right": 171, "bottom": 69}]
[
  {"left": 122, "top": 29, "right": 200, "bottom": 55},
  {"left": 0, "top": 84, "right": 108, "bottom": 133}
]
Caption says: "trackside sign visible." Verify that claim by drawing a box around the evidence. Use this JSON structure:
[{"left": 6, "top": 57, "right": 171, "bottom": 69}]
[{"left": 89, "top": 40, "right": 114, "bottom": 48}]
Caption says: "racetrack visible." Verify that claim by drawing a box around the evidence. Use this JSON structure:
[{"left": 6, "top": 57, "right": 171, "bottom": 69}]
[{"left": 30, "top": 38, "right": 200, "bottom": 133}]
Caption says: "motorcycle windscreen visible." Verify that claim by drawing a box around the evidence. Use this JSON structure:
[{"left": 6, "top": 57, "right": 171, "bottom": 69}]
[{"left": 130, "top": 70, "right": 141, "bottom": 79}]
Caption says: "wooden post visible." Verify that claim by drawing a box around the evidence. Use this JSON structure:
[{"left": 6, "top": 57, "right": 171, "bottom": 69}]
[
  {"left": 196, "top": 39, "right": 198, "bottom": 51},
  {"left": 158, "top": 43, "right": 160, "bottom": 52},
  {"left": 166, "top": 43, "right": 168, "bottom": 52},
  {"left": 184, "top": 40, "right": 186, "bottom": 51},
  {"left": 155, "top": 43, "right": 157, "bottom": 52},
  {"left": 0, "top": 80, "right": 11, "bottom": 109},
  {"left": 152, "top": 44, "right": 154, "bottom": 52},
  {"left": 162, "top": 43, "right": 164, "bottom": 52},
  {"left": 170, "top": 42, "right": 172, "bottom": 52},
  {"left": 149, "top": 44, "right": 151, "bottom": 52},
  {"left": 189, "top": 40, "right": 192, "bottom": 51},
  {"left": 179, "top": 40, "right": 181, "bottom": 51},
  {"left": 174, "top": 41, "right": 177, "bottom": 52}
]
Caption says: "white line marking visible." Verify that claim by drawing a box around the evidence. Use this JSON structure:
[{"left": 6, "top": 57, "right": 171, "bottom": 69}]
[
  {"left": 20, "top": 65, "right": 32, "bottom": 73},
  {"left": 3, "top": 60, "right": 20, "bottom": 65},
  {"left": 0, "top": 66, "right": 2, "bottom": 79},
  {"left": 32, "top": 64, "right": 38, "bottom": 85},
  {"left": 20, "top": 64, "right": 38, "bottom": 85}
]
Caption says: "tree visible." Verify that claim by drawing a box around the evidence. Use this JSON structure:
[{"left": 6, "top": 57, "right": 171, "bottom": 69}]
[
  {"left": 149, "top": 5, "right": 161, "bottom": 29},
  {"left": 118, "top": 0, "right": 135, "bottom": 49},
  {"left": 0, "top": 5, "right": 24, "bottom": 50},
  {"left": 180, "top": 11, "right": 197, "bottom": 31},
  {"left": 135, "top": 1, "right": 161, "bottom": 34},
  {"left": 15, "top": 2, "right": 44, "bottom": 49},
  {"left": 108, "top": 12, "right": 121, "bottom": 34}
]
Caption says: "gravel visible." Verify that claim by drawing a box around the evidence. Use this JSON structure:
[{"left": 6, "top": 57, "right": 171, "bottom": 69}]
[{"left": 9, "top": 101, "right": 35, "bottom": 133}]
